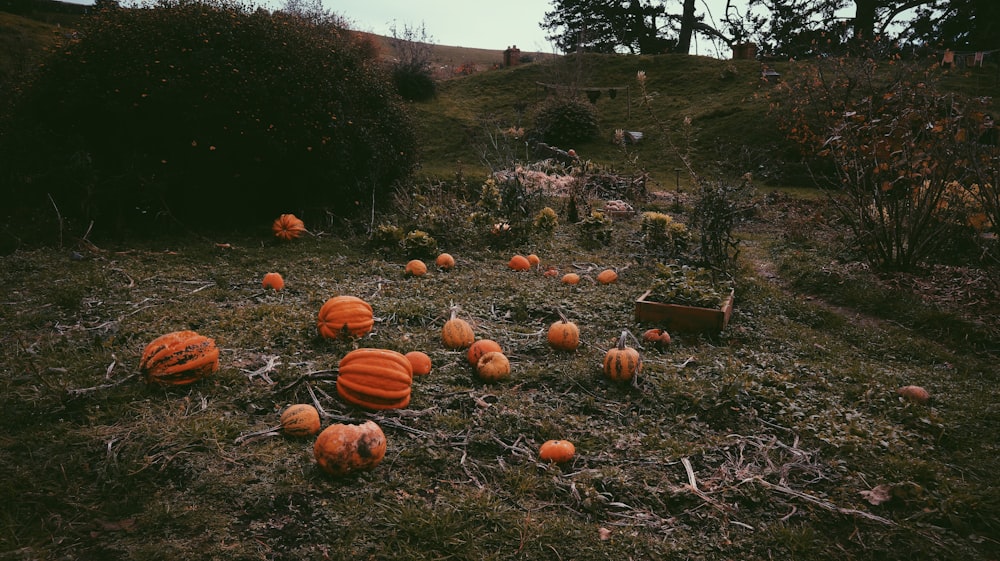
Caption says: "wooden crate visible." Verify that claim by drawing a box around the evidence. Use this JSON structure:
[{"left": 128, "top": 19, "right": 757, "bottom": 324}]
[{"left": 634, "top": 289, "right": 734, "bottom": 334}]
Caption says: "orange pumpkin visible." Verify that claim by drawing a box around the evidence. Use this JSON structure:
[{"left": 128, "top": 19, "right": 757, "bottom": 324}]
[
  {"left": 603, "top": 330, "right": 641, "bottom": 382},
  {"left": 543, "top": 266, "right": 559, "bottom": 278},
  {"left": 272, "top": 213, "right": 306, "bottom": 241},
  {"left": 317, "top": 296, "right": 374, "bottom": 339},
  {"left": 561, "top": 273, "right": 580, "bottom": 285},
  {"left": 262, "top": 272, "right": 285, "bottom": 291},
  {"left": 539, "top": 439, "right": 576, "bottom": 464},
  {"left": 140, "top": 330, "right": 219, "bottom": 386},
  {"left": 642, "top": 328, "right": 671, "bottom": 347},
  {"left": 405, "top": 259, "right": 428, "bottom": 276},
  {"left": 435, "top": 253, "right": 456, "bottom": 270},
  {"left": 336, "top": 348, "right": 413, "bottom": 410},
  {"left": 527, "top": 254, "right": 541, "bottom": 267},
  {"left": 476, "top": 351, "right": 511, "bottom": 382},
  {"left": 596, "top": 269, "right": 618, "bottom": 284},
  {"left": 280, "top": 404, "right": 321, "bottom": 437},
  {"left": 897, "top": 385, "right": 930, "bottom": 404},
  {"left": 467, "top": 339, "right": 503, "bottom": 366},
  {"left": 547, "top": 311, "right": 580, "bottom": 351},
  {"left": 405, "top": 351, "right": 432, "bottom": 376},
  {"left": 442, "top": 308, "right": 475, "bottom": 349},
  {"left": 509, "top": 255, "right": 531, "bottom": 271},
  {"left": 314, "top": 420, "right": 387, "bottom": 476}
]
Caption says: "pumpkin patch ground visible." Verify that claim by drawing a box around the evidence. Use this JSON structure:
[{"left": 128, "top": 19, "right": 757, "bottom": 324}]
[
  {"left": 3, "top": 195, "right": 997, "bottom": 561},
  {"left": 2, "top": 49, "right": 999, "bottom": 561}
]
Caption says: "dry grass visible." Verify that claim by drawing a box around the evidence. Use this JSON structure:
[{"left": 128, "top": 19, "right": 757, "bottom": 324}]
[{"left": 2, "top": 196, "right": 998, "bottom": 560}]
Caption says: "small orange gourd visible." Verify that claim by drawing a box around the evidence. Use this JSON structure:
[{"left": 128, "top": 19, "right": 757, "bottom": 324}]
[
  {"left": 313, "top": 420, "right": 387, "bottom": 477},
  {"left": 272, "top": 213, "right": 306, "bottom": 240},
  {"left": 642, "top": 328, "right": 671, "bottom": 347},
  {"left": 543, "top": 266, "right": 559, "bottom": 278},
  {"left": 547, "top": 310, "right": 580, "bottom": 351},
  {"left": 280, "top": 404, "right": 322, "bottom": 437},
  {"left": 435, "top": 253, "right": 456, "bottom": 270},
  {"left": 140, "top": 330, "right": 220, "bottom": 386},
  {"left": 262, "top": 272, "right": 285, "bottom": 290},
  {"left": 603, "top": 330, "right": 641, "bottom": 382},
  {"left": 897, "top": 385, "right": 930, "bottom": 404},
  {"left": 539, "top": 439, "right": 576, "bottom": 464},
  {"left": 317, "top": 296, "right": 374, "bottom": 339},
  {"left": 527, "top": 254, "right": 541, "bottom": 267},
  {"left": 596, "top": 269, "right": 618, "bottom": 284},
  {"left": 405, "top": 351, "right": 433, "bottom": 376},
  {"left": 442, "top": 308, "right": 475, "bottom": 349},
  {"left": 476, "top": 351, "right": 511, "bottom": 382},
  {"left": 509, "top": 255, "right": 531, "bottom": 271},
  {"left": 561, "top": 273, "right": 580, "bottom": 285},
  {"left": 467, "top": 339, "right": 503, "bottom": 366},
  {"left": 405, "top": 259, "right": 428, "bottom": 276}
]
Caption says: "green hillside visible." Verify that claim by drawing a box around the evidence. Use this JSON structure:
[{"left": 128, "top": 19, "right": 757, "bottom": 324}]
[{"left": 411, "top": 53, "right": 790, "bottom": 190}]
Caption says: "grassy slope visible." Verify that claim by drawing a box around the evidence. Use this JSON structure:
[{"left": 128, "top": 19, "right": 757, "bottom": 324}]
[{"left": 411, "top": 53, "right": 784, "bottom": 188}]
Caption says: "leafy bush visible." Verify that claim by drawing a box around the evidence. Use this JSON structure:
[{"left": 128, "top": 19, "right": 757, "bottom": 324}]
[
  {"left": 0, "top": 0, "right": 417, "bottom": 238},
  {"left": 691, "top": 174, "right": 756, "bottom": 271},
  {"left": 531, "top": 95, "right": 599, "bottom": 147},
  {"left": 773, "top": 53, "right": 995, "bottom": 269},
  {"left": 392, "top": 62, "right": 436, "bottom": 101}
]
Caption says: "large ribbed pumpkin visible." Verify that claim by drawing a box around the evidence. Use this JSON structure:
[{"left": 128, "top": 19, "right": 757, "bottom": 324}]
[
  {"left": 603, "top": 330, "right": 641, "bottom": 382},
  {"left": 442, "top": 308, "right": 475, "bottom": 349},
  {"left": 318, "top": 296, "right": 374, "bottom": 339},
  {"left": 140, "top": 330, "right": 219, "bottom": 386},
  {"left": 336, "top": 348, "right": 413, "bottom": 410},
  {"left": 314, "top": 420, "right": 387, "bottom": 477},
  {"left": 272, "top": 213, "right": 306, "bottom": 241}
]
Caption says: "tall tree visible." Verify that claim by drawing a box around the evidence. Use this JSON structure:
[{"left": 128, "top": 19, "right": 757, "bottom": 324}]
[{"left": 542, "top": 0, "right": 715, "bottom": 54}]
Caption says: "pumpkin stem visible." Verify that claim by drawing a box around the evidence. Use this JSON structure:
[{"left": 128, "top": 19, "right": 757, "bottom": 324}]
[
  {"left": 556, "top": 307, "right": 570, "bottom": 324},
  {"left": 616, "top": 329, "right": 629, "bottom": 350}
]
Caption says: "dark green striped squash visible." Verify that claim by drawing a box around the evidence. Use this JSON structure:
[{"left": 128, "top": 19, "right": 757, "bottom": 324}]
[{"left": 140, "top": 330, "right": 219, "bottom": 386}]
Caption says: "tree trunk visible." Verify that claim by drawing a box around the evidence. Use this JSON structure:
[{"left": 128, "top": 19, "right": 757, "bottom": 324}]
[
  {"left": 853, "top": 0, "right": 878, "bottom": 42},
  {"left": 676, "top": 0, "right": 697, "bottom": 54}
]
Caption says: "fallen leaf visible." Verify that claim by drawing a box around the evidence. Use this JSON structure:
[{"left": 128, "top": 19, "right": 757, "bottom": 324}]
[{"left": 859, "top": 484, "right": 892, "bottom": 505}]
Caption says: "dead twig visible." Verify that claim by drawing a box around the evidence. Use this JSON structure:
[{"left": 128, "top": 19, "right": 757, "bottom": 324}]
[
  {"left": 67, "top": 372, "right": 138, "bottom": 395},
  {"left": 241, "top": 355, "right": 281, "bottom": 385},
  {"left": 276, "top": 369, "right": 339, "bottom": 393},
  {"left": 748, "top": 477, "right": 896, "bottom": 526}
]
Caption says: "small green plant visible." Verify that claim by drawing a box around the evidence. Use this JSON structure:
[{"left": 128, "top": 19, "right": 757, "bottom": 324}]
[
  {"left": 403, "top": 229, "right": 438, "bottom": 258},
  {"left": 646, "top": 262, "right": 732, "bottom": 308},
  {"left": 640, "top": 211, "right": 690, "bottom": 256},
  {"left": 576, "top": 210, "right": 613, "bottom": 248},
  {"left": 371, "top": 223, "right": 404, "bottom": 248},
  {"left": 533, "top": 206, "right": 559, "bottom": 234},
  {"left": 477, "top": 179, "right": 503, "bottom": 213}
]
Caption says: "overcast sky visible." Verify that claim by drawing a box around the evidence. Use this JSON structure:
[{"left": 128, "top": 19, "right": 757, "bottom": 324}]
[{"left": 323, "top": 0, "right": 736, "bottom": 56}]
